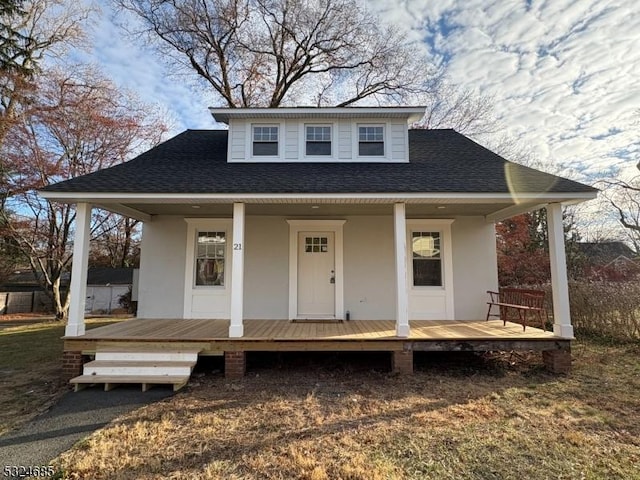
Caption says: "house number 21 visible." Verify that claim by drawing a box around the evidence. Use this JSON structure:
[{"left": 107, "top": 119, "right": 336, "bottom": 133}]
[{"left": 233, "top": 243, "right": 242, "bottom": 250}]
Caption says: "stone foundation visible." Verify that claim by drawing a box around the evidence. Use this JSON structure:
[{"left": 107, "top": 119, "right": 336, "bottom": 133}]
[{"left": 225, "top": 351, "right": 246, "bottom": 379}]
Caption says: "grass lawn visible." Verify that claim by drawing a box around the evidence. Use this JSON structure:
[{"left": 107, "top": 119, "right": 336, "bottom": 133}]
[
  {"left": 0, "top": 317, "right": 122, "bottom": 436},
  {"left": 51, "top": 340, "right": 640, "bottom": 480}
]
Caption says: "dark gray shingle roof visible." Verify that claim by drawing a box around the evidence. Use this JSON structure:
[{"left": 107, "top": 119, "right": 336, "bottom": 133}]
[{"left": 42, "top": 129, "right": 595, "bottom": 195}]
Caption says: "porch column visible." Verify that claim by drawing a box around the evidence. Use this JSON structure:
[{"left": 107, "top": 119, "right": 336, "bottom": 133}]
[
  {"left": 229, "top": 202, "right": 245, "bottom": 338},
  {"left": 546, "top": 203, "right": 573, "bottom": 338},
  {"left": 66, "top": 202, "right": 91, "bottom": 337},
  {"left": 394, "top": 203, "right": 410, "bottom": 337}
]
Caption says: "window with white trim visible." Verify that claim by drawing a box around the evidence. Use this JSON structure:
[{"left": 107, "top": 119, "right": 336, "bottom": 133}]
[
  {"left": 411, "top": 231, "right": 442, "bottom": 286},
  {"left": 305, "top": 125, "right": 332, "bottom": 156},
  {"left": 195, "top": 231, "right": 226, "bottom": 286},
  {"left": 358, "top": 125, "right": 384, "bottom": 156},
  {"left": 252, "top": 125, "right": 279, "bottom": 156}
]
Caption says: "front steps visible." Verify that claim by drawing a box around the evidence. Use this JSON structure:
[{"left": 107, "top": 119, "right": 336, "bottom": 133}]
[{"left": 70, "top": 345, "right": 201, "bottom": 392}]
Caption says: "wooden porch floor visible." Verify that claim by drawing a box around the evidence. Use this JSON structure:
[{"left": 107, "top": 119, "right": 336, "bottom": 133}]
[
  {"left": 64, "top": 319, "right": 565, "bottom": 355},
  {"left": 74, "top": 318, "right": 556, "bottom": 341}
]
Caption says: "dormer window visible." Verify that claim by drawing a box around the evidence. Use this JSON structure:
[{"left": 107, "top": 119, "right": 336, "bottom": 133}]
[
  {"left": 252, "top": 125, "right": 279, "bottom": 156},
  {"left": 305, "top": 125, "right": 332, "bottom": 156},
  {"left": 358, "top": 125, "right": 384, "bottom": 156}
]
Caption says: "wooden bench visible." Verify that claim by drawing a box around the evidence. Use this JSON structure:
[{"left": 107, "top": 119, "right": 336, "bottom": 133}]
[{"left": 486, "top": 288, "right": 548, "bottom": 331}]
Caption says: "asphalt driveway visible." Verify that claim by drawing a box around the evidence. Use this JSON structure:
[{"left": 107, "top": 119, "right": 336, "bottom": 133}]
[{"left": 0, "top": 386, "right": 174, "bottom": 473}]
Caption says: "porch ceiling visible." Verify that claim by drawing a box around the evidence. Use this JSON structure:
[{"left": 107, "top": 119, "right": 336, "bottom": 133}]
[{"left": 119, "top": 201, "right": 526, "bottom": 217}]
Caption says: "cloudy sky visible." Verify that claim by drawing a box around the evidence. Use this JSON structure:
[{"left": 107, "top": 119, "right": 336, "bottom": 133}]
[{"left": 79, "top": 0, "right": 639, "bottom": 187}]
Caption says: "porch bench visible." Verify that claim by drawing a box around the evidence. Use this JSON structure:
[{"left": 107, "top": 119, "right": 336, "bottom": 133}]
[{"left": 486, "top": 288, "right": 548, "bottom": 331}]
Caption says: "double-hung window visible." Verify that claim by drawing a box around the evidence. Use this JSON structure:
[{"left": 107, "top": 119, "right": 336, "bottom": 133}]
[
  {"left": 358, "top": 125, "right": 384, "bottom": 156},
  {"left": 252, "top": 125, "right": 279, "bottom": 156},
  {"left": 195, "top": 231, "right": 226, "bottom": 286},
  {"left": 411, "top": 231, "right": 442, "bottom": 287},
  {"left": 305, "top": 125, "right": 332, "bottom": 156}
]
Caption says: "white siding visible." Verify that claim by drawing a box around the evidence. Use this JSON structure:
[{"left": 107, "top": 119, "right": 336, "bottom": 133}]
[
  {"left": 451, "top": 217, "right": 499, "bottom": 319},
  {"left": 226, "top": 118, "right": 409, "bottom": 162},
  {"left": 243, "top": 216, "right": 290, "bottom": 318},
  {"left": 343, "top": 216, "right": 396, "bottom": 320},
  {"left": 136, "top": 213, "right": 498, "bottom": 321},
  {"left": 284, "top": 120, "right": 298, "bottom": 159},
  {"left": 338, "top": 120, "right": 352, "bottom": 159},
  {"left": 137, "top": 216, "right": 187, "bottom": 318},
  {"left": 229, "top": 119, "right": 246, "bottom": 161},
  {"left": 390, "top": 122, "right": 406, "bottom": 161}
]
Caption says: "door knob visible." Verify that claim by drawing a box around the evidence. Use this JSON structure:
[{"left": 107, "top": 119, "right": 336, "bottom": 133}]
[{"left": 330, "top": 270, "right": 335, "bottom": 284}]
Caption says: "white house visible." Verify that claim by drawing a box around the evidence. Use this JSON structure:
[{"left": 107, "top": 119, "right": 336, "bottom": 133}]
[{"left": 40, "top": 107, "right": 597, "bottom": 390}]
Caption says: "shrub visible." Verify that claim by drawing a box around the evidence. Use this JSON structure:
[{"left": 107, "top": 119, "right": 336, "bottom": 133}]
[{"left": 539, "top": 281, "right": 640, "bottom": 341}]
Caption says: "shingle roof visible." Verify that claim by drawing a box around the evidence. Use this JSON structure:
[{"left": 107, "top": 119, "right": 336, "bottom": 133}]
[{"left": 41, "top": 129, "right": 596, "bottom": 195}]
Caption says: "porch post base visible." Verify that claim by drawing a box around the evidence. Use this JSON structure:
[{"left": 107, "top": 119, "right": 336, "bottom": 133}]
[
  {"left": 396, "top": 323, "right": 410, "bottom": 338},
  {"left": 391, "top": 350, "right": 413, "bottom": 374},
  {"left": 65, "top": 323, "right": 86, "bottom": 337},
  {"left": 228, "top": 324, "right": 244, "bottom": 338},
  {"left": 62, "top": 351, "right": 86, "bottom": 380},
  {"left": 225, "top": 351, "right": 246, "bottom": 379},
  {"left": 542, "top": 349, "right": 572, "bottom": 374},
  {"left": 553, "top": 324, "right": 574, "bottom": 339}
]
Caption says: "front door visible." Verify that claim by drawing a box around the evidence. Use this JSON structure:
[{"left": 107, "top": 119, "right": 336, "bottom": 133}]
[{"left": 297, "top": 232, "right": 335, "bottom": 318}]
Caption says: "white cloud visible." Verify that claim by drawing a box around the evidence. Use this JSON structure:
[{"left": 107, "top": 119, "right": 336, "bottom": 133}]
[
  {"left": 78, "top": 0, "right": 639, "bottom": 189},
  {"left": 371, "top": 0, "right": 640, "bottom": 186}
]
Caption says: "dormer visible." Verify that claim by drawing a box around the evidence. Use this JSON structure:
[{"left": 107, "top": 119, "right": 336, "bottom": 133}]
[{"left": 209, "top": 107, "right": 425, "bottom": 163}]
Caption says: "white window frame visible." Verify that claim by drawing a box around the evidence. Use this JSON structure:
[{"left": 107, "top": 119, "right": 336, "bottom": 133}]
[
  {"left": 410, "top": 231, "right": 443, "bottom": 288},
  {"left": 298, "top": 122, "right": 336, "bottom": 160},
  {"left": 248, "top": 123, "right": 283, "bottom": 160},
  {"left": 183, "top": 218, "right": 233, "bottom": 319},
  {"left": 406, "top": 219, "right": 455, "bottom": 320},
  {"left": 193, "top": 230, "right": 228, "bottom": 288},
  {"left": 353, "top": 122, "right": 390, "bottom": 161}
]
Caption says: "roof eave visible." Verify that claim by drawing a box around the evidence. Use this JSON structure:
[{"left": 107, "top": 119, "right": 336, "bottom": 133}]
[
  {"left": 209, "top": 106, "right": 427, "bottom": 124},
  {"left": 38, "top": 190, "right": 598, "bottom": 204}
]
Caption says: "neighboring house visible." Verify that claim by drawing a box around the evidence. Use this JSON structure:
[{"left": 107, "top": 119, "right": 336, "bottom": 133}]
[
  {"left": 0, "top": 268, "right": 137, "bottom": 314},
  {"left": 85, "top": 268, "right": 138, "bottom": 314},
  {"left": 577, "top": 241, "right": 640, "bottom": 279},
  {"left": 39, "top": 107, "right": 597, "bottom": 389}
]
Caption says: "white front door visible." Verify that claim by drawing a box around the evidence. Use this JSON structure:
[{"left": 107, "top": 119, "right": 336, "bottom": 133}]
[{"left": 297, "top": 232, "right": 335, "bottom": 317}]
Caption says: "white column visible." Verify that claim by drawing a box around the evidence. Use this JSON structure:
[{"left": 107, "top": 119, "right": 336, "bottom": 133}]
[
  {"left": 229, "top": 202, "right": 245, "bottom": 337},
  {"left": 547, "top": 203, "right": 573, "bottom": 338},
  {"left": 394, "top": 203, "right": 410, "bottom": 337},
  {"left": 66, "top": 203, "right": 91, "bottom": 337}
]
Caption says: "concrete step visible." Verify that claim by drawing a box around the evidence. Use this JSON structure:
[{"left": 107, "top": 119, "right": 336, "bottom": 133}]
[
  {"left": 82, "top": 360, "right": 195, "bottom": 377},
  {"left": 70, "top": 374, "right": 190, "bottom": 392}
]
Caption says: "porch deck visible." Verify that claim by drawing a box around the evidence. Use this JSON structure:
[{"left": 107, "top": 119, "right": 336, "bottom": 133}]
[{"left": 64, "top": 318, "right": 566, "bottom": 354}]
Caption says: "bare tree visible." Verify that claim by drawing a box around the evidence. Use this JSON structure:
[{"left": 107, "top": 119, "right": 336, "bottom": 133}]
[
  {"left": 1, "top": 67, "right": 167, "bottom": 319},
  {"left": 0, "top": 0, "right": 92, "bottom": 221},
  {"left": 90, "top": 213, "right": 141, "bottom": 268},
  {"left": 412, "top": 83, "right": 501, "bottom": 138},
  {"left": 115, "top": 0, "right": 440, "bottom": 107},
  {"left": 600, "top": 177, "right": 640, "bottom": 254}
]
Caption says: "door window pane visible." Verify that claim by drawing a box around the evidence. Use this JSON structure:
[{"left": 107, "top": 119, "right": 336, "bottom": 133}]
[
  {"left": 412, "top": 232, "right": 442, "bottom": 286},
  {"left": 305, "top": 236, "right": 328, "bottom": 253},
  {"left": 196, "top": 231, "right": 225, "bottom": 286}
]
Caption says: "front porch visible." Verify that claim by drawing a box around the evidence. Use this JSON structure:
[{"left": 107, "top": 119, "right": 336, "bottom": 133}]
[{"left": 63, "top": 318, "right": 571, "bottom": 386}]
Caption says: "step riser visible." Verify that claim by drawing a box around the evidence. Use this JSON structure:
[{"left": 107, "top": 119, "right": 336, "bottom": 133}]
[
  {"left": 84, "top": 366, "right": 193, "bottom": 376},
  {"left": 95, "top": 352, "right": 199, "bottom": 362}
]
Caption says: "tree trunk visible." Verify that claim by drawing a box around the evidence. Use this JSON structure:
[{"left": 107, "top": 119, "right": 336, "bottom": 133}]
[{"left": 51, "top": 275, "right": 69, "bottom": 320}]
